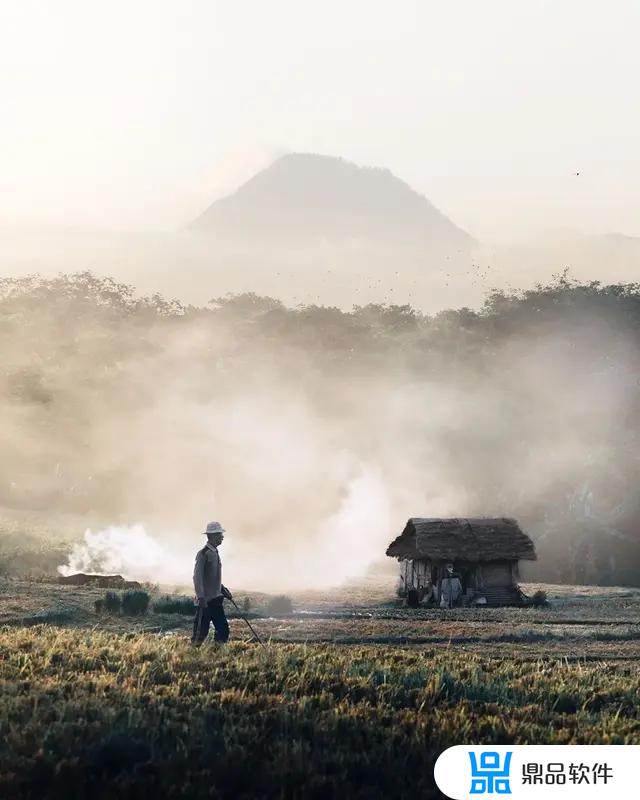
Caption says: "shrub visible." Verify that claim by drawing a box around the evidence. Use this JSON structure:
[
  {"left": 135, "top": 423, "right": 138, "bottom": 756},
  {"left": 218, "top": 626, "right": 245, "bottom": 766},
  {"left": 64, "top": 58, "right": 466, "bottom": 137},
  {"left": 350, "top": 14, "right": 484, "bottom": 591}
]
[
  {"left": 152, "top": 595, "right": 195, "bottom": 615},
  {"left": 265, "top": 595, "right": 293, "bottom": 615},
  {"left": 531, "top": 589, "right": 549, "bottom": 608},
  {"left": 94, "top": 598, "right": 104, "bottom": 614},
  {"left": 103, "top": 591, "right": 122, "bottom": 615},
  {"left": 121, "top": 589, "right": 150, "bottom": 616}
]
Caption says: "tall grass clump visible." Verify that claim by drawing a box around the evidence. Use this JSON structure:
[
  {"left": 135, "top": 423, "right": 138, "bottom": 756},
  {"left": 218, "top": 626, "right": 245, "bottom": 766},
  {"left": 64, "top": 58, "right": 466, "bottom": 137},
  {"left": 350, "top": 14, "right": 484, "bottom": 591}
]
[
  {"left": 153, "top": 595, "right": 195, "bottom": 615},
  {"left": 265, "top": 595, "right": 293, "bottom": 615},
  {"left": 121, "top": 589, "right": 150, "bottom": 616},
  {"left": 531, "top": 589, "right": 549, "bottom": 607},
  {"left": 94, "top": 590, "right": 122, "bottom": 615}
]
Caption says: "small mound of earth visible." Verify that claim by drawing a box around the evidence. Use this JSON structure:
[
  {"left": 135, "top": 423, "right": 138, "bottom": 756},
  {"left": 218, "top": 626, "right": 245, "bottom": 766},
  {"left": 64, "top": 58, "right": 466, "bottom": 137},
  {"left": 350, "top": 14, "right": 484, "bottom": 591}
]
[{"left": 57, "top": 573, "right": 141, "bottom": 589}]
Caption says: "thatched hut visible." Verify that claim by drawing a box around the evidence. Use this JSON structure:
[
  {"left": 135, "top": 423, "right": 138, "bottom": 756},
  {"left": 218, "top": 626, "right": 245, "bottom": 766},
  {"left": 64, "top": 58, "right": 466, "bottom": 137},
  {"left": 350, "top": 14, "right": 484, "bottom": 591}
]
[{"left": 386, "top": 517, "right": 536, "bottom": 606}]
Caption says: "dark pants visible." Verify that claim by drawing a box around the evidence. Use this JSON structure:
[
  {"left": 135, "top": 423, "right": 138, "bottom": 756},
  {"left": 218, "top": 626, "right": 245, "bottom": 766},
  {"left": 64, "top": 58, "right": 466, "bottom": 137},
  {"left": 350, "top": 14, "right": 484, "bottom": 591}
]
[{"left": 192, "top": 597, "right": 229, "bottom": 645}]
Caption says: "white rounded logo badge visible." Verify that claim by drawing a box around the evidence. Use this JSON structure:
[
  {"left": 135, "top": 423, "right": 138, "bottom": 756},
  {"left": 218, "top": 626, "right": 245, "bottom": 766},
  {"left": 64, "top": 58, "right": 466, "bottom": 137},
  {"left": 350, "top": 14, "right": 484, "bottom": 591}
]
[{"left": 434, "top": 745, "right": 640, "bottom": 798}]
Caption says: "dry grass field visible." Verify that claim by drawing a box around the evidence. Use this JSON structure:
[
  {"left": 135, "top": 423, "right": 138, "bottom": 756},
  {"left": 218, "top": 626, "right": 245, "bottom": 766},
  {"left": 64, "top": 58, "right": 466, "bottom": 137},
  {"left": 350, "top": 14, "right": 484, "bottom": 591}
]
[
  {"left": 3, "top": 574, "right": 640, "bottom": 656},
  {"left": 1, "top": 569, "right": 640, "bottom": 799}
]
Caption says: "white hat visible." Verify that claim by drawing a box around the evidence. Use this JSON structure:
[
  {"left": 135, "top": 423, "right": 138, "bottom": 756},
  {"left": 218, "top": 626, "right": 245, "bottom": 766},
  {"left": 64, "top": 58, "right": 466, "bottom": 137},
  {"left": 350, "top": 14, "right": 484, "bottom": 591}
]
[{"left": 203, "top": 521, "right": 225, "bottom": 535}]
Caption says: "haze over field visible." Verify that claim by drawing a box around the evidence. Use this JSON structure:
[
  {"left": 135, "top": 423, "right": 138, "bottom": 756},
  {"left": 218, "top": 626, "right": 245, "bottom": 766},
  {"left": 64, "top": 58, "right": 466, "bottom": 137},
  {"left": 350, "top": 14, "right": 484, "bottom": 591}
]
[
  {"left": 1, "top": 274, "right": 639, "bottom": 590},
  {"left": 1, "top": 1, "right": 639, "bottom": 311},
  {"left": 1, "top": 150, "right": 639, "bottom": 313},
  {"left": 1, "top": 2, "right": 639, "bottom": 590}
]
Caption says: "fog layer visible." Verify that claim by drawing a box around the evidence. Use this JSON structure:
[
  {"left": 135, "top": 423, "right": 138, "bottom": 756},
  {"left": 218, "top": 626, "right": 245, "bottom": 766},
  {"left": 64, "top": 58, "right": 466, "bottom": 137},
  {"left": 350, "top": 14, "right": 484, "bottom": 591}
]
[{"left": 2, "top": 273, "right": 639, "bottom": 588}]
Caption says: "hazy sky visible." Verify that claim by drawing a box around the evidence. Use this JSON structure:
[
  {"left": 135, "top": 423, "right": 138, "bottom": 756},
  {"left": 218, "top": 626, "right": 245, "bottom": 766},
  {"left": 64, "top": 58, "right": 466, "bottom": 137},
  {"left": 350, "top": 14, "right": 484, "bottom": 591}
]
[{"left": 1, "top": 0, "right": 639, "bottom": 239}]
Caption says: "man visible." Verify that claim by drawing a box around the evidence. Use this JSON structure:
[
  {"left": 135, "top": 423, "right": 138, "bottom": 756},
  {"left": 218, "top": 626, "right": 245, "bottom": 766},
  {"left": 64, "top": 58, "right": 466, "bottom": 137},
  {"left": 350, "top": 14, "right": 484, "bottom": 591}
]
[{"left": 192, "top": 521, "right": 233, "bottom": 645}]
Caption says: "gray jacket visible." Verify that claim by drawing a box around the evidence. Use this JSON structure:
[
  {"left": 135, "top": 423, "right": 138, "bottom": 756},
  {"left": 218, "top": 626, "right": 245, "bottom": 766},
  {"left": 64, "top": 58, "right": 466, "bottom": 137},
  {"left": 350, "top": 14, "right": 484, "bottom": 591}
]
[
  {"left": 193, "top": 543, "right": 222, "bottom": 602},
  {"left": 439, "top": 575, "right": 463, "bottom": 608}
]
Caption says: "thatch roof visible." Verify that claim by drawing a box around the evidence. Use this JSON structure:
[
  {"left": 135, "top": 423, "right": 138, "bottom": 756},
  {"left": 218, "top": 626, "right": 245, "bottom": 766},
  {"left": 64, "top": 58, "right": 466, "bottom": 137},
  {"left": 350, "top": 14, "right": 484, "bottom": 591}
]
[{"left": 386, "top": 518, "right": 536, "bottom": 562}]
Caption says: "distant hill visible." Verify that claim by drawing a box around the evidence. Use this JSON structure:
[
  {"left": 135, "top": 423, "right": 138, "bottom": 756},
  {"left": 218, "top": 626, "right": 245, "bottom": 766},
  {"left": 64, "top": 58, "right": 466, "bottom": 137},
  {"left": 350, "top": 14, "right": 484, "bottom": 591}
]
[{"left": 191, "top": 153, "right": 474, "bottom": 249}]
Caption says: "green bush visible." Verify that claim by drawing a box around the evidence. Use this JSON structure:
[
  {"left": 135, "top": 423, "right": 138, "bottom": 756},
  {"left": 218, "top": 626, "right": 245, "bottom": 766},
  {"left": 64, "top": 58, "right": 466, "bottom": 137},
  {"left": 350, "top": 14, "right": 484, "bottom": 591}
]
[
  {"left": 152, "top": 595, "right": 194, "bottom": 615},
  {"left": 265, "top": 595, "right": 293, "bottom": 615},
  {"left": 121, "top": 589, "right": 150, "bottom": 616},
  {"left": 103, "top": 591, "right": 122, "bottom": 615}
]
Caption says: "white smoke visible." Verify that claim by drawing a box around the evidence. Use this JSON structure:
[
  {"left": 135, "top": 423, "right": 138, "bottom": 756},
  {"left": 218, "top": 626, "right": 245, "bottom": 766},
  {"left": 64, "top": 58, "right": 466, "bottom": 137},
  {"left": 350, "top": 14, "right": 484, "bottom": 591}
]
[
  {"left": 305, "top": 468, "right": 391, "bottom": 584},
  {"left": 57, "top": 524, "right": 188, "bottom": 584},
  {"left": 57, "top": 467, "right": 393, "bottom": 591}
]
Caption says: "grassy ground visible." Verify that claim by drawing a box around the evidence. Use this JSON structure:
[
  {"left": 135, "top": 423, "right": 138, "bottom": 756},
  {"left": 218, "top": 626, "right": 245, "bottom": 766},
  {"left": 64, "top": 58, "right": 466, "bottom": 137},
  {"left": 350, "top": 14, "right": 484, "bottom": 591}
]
[
  {"left": 1, "top": 627, "right": 639, "bottom": 800},
  {"left": 2, "top": 575, "right": 640, "bottom": 657},
  {"left": 1, "top": 576, "right": 640, "bottom": 798},
  {"left": 2, "top": 520, "right": 640, "bottom": 799}
]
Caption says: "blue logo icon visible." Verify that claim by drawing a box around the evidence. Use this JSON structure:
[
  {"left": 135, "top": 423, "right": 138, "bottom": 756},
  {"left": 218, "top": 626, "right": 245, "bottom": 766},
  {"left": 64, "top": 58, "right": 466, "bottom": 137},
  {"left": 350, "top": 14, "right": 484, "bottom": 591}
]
[{"left": 468, "top": 751, "right": 512, "bottom": 794}]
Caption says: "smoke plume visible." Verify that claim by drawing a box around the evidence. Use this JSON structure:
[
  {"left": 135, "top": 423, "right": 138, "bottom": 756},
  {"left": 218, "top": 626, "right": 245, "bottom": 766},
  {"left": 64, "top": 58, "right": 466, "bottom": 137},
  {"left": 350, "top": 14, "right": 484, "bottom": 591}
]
[{"left": 2, "top": 273, "right": 640, "bottom": 588}]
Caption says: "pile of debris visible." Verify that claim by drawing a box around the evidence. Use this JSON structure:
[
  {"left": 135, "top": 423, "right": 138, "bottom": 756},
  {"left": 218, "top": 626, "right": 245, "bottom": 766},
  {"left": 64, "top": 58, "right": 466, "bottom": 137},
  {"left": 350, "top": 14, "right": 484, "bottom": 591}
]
[{"left": 57, "top": 573, "right": 142, "bottom": 589}]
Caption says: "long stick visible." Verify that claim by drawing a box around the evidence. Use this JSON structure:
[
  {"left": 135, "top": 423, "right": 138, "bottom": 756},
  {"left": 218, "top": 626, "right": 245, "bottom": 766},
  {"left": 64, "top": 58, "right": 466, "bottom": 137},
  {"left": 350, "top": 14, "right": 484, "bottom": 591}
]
[{"left": 229, "top": 597, "right": 269, "bottom": 652}]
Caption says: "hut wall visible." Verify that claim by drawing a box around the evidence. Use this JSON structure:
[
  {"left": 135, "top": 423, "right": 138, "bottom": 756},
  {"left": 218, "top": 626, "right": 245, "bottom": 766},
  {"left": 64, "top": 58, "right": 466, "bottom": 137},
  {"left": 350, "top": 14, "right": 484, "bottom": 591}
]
[
  {"left": 401, "top": 558, "right": 431, "bottom": 591},
  {"left": 401, "top": 557, "right": 520, "bottom": 594},
  {"left": 414, "top": 559, "right": 429, "bottom": 588},
  {"left": 401, "top": 559, "right": 411, "bottom": 593},
  {"left": 480, "top": 561, "right": 515, "bottom": 588}
]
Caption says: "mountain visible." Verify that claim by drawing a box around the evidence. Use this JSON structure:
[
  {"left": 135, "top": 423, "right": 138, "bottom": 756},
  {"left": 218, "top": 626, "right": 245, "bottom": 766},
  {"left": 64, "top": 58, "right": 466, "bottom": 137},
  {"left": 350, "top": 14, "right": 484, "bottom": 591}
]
[{"left": 191, "top": 153, "right": 474, "bottom": 249}]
